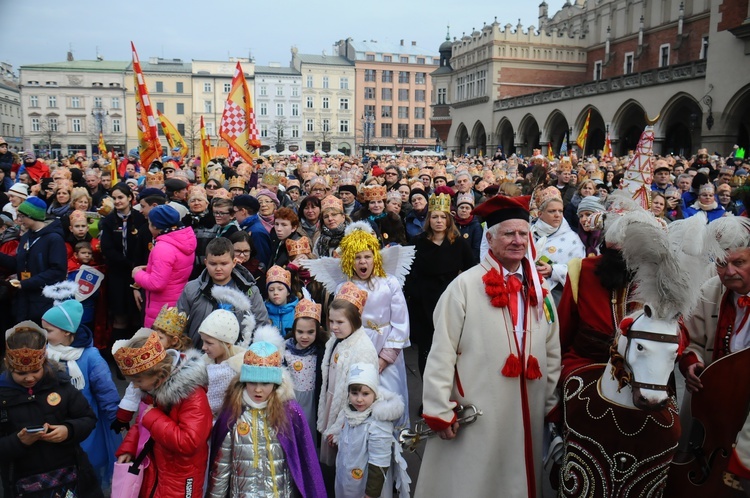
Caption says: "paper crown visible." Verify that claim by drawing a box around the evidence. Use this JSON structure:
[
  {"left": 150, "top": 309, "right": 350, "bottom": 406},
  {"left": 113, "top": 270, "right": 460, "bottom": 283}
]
[
  {"left": 559, "top": 157, "right": 573, "bottom": 172},
  {"left": 212, "top": 188, "right": 232, "bottom": 200},
  {"left": 208, "top": 169, "right": 226, "bottom": 184},
  {"left": 428, "top": 193, "right": 452, "bottom": 213},
  {"left": 240, "top": 341, "right": 283, "bottom": 384},
  {"left": 113, "top": 331, "right": 167, "bottom": 377},
  {"left": 261, "top": 171, "right": 281, "bottom": 187},
  {"left": 266, "top": 265, "right": 292, "bottom": 288},
  {"left": 588, "top": 169, "right": 605, "bottom": 181},
  {"left": 54, "top": 179, "right": 73, "bottom": 192},
  {"left": 362, "top": 185, "right": 386, "bottom": 202},
  {"left": 286, "top": 178, "right": 301, "bottom": 190},
  {"left": 419, "top": 168, "right": 432, "bottom": 179},
  {"left": 286, "top": 236, "right": 312, "bottom": 257},
  {"left": 6, "top": 346, "right": 46, "bottom": 373},
  {"left": 534, "top": 186, "right": 562, "bottom": 208},
  {"left": 228, "top": 176, "right": 246, "bottom": 191},
  {"left": 336, "top": 281, "right": 368, "bottom": 313},
  {"left": 456, "top": 192, "right": 475, "bottom": 207},
  {"left": 321, "top": 194, "right": 344, "bottom": 212},
  {"left": 295, "top": 298, "right": 322, "bottom": 322},
  {"left": 69, "top": 209, "right": 87, "bottom": 224},
  {"left": 410, "top": 180, "right": 426, "bottom": 191},
  {"left": 432, "top": 168, "right": 447, "bottom": 180},
  {"left": 146, "top": 171, "right": 164, "bottom": 188},
  {"left": 407, "top": 166, "right": 420, "bottom": 178},
  {"left": 720, "top": 166, "right": 736, "bottom": 175},
  {"left": 699, "top": 183, "right": 715, "bottom": 194},
  {"left": 152, "top": 305, "right": 188, "bottom": 338},
  {"left": 386, "top": 190, "right": 402, "bottom": 202}
]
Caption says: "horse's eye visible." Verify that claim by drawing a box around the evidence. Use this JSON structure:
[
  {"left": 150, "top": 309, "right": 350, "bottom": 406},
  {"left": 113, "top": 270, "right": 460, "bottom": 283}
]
[{"left": 636, "top": 343, "right": 644, "bottom": 351}]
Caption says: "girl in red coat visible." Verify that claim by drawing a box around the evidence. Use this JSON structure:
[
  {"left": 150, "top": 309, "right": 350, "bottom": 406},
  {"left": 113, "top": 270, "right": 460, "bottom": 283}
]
[{"left": 113, "top": 331, "right": 212, "bottom": 498}]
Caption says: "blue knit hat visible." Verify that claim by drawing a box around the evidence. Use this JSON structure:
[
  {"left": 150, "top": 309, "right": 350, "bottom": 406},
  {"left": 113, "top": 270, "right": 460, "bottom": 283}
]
[
  {"left": 240, "top": 341, "right": 283, "bottom": 385},
  {"left": 17, "top": 196, "right": 47, "bottom": 221},
  {"left": 148, "top": 204, "right": 180, "bottom": 230},
  {"left": 42, "top": 300, "right": 83, "bottom": 334}
]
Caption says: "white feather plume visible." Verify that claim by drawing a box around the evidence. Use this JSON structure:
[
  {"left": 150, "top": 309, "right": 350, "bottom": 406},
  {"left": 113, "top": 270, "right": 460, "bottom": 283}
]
[
  {"left": 252, "top": 324, "right": 286, "bottom": 353},
  {"left": 381, "top": 244, "right": 416, "bottom": 287},
  {"left": 707, "top": 215, "right": 750, "bottom": 258},
  {"left": 301, "top": 287, "right": 312, "bottom": 301},
  {"left": 42, "top": 281, "right": 79, "bottom": 306},
  {"left": 301, "top": 257, "right": 347, "bottom": 293},
  {"left": 239, "top": 312, "right": 257, "bottom": 349},
  {"left": 211, "top": 286, "right": 252, "bottom": 312},
  {"left": 345, "top": 220, "right": 375, "bottom": 236}
]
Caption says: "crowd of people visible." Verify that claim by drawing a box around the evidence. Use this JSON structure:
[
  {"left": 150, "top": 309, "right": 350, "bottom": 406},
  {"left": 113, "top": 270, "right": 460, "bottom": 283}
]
[{"left": 0, "top": 132, "right": 749, "bottom": 498}]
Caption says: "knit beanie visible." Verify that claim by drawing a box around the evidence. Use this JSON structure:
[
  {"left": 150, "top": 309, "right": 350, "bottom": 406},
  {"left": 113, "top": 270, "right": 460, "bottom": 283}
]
[
  {"left": 17, "top": 196, "right": 47, "bottom": 221},
  {"left": 240, "top": 341, "right": 283, "bottom": 385},
  {"left": 577, "top": 196, "right": 605, "bottom": 215},
  {"left": 42, "top": 300, "right": 83, "bottom": 334},
  {"left": 347, "top": 362, "right": 379, "bottom": 396},
  {"left": 148, "top": 204, "right": 181, "bottom": 230},
  {"left": 198, "top": 309, "right": 240, "bottom": 345}
]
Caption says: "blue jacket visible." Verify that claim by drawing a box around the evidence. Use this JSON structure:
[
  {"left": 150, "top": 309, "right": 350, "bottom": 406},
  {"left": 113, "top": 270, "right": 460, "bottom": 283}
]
[
  {"left": 240, "top": 214, "right": 272, "bottom": 267},
  {"left": 404, "top": 208, "right": 427, "bottom": 243},
  {"left": 457, "top": 217, "right": 483, "bottom": 265},
  {"left": 266, "top": 296, "right": 299, "bottom": 337},
  {"left": 682, "top": 204, "right": 726, "bottom": 222}
]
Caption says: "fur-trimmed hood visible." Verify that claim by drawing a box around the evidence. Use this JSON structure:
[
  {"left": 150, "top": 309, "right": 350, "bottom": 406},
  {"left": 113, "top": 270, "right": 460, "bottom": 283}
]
[
  {"left": 330, "top": 388, "right": 404, "bottom": 441},
  {"left": 152, "top": 349, "right": 208, "bottom": 408}
]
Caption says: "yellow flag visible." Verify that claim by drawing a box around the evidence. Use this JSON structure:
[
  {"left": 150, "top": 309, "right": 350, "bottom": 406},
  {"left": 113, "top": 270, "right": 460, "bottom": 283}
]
[
  {"left": 157, "top": 110, "right": 188, "bottom": 158},
  {"left": 576, "top": 110, "right": 591, "bottom": 152},
  {"left": 199, "top": 116, "right": 210, "bottom": 183}
]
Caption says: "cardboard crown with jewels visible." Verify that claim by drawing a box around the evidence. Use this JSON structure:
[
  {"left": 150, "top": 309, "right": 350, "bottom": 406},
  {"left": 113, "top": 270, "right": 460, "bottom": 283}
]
[
  {"left": 286, "top": 236, "right": 312, "bottom": 257},
  {"left": 321, "top": 195, "right": 344, "bottom": 213},
  {"left": 428, "top": 193, "right": 452, "bottom": 213},
  {"left": 146, "top": 171, "right": 164, "bottom": 188},
  {"left": 336, "top": 281, "right": 368, "bottom": 313},
  {"left": 228, "top": 176, "right": 246, "bottom": 191},
  {"left": 152, "top": 305, "right": 188, "bottom": 338},
  {"left": 294, "top": 298, "right": 322, "bottom": 322},
  {"left": 266, "top": 265, "right": 292, "bottom": 288},
  {"left": 362, "top": 185, "right": 386, "bottom": 202},
  {"left": 113, "top": 331, "right": 166, "bottom": 377}
]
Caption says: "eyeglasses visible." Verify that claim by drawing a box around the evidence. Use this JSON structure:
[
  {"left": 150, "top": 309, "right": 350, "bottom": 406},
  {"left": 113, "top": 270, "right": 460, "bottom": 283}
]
[
  {"left": 258, "top": 200, "right": 275, "bottom": 205},
  {"left": 205, "top": 185, "right": 217, "bottom": 190},
  {"left": 311, "top": 188, "right": 326, "bottom": 193},
  {"left": 214, "top": 211, "right": 231, "bottom": 216},
  {"left": 234, "top": 249, "right": 251, "bottom": 256},
  {"left": 385, "top": 172, "right": 397, "bottom": 176}
]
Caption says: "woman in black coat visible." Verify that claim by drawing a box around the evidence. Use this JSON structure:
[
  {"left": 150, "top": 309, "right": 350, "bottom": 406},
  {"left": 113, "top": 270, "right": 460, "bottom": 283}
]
[{"left": 98, "top": 182, "right": 147, "bottom": 343}]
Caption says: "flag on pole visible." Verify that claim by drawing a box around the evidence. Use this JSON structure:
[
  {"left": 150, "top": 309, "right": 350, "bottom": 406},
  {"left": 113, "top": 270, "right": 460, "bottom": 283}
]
[
  {"left": 547, "top": 142, "right": 554, "bottom": 161},
  {"left": 219, "top": 62, "right": 261, "bottom": 164},
  {"left": 157, "top": 110, "right": 188, "bottom": 158},
  {"left": 603, "top": 131, "right": 613, "bottom": 161},
  {"left": 98, "top": 133, "right": 107, "bottom": 157},
  {"left": 576, "top": 110, "right": 591, "bottom": 153},
  {"left": 199, "top": 116, "right": 211, "bottom": 183},
  {"left": 560, "top": 132, "right": 568, "bottom": 156},
  {"left": 622, "top": 125, "right": 656, "bottom": 209},
  {"left": 131, "top": 42, "right": 162, "bottom": 168}
]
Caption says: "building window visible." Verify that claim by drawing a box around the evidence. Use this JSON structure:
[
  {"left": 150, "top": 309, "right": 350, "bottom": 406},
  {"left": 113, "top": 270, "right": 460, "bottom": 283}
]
[
  {"left": 176, "top": 82, "right": 184, "bottom": 93},
  {"left": 382, "top": 70, "right": 393, "bottom": 83},
  {"left": 364, "top": 87, "right": 375, "bottom": 99},
  {"left": 306, "top": 75, "right": 313, "bottom": 88},
  {"left": 94, "top": 97, "right": 102, "bottom": 108},
  {"left": 414, "top": 107, "right": 425, "bottom": 119},
  {"left": 260, "top": 103, "right": 268, "bottom": 116},
  {"left": 48, "top": 95, "right": 56, "bottom": 107},
  {"left": 155, "top": 81, "right": 164, "bottom": 93},
  {"left": 260, "top": 86, "right": 267, "bottom": 96},
  {"left": 366, "top": 54, "right": 375, "bottom": 61},
  {"left": 382, "top": 88, "right": 393, "bottom": 100},
  {"left": 292, "top": 86, "right": 299, "bottom": 97},
  {"left": 400, "top": 56, "right": 409, "bottom": 63},
  {"left": 31, "top": 118, "right": 40, "bottom": 132},
  {"left": 111, "top": 96, "right": 119, "bottom": 108},
  {"left": 398, "top": 106, "right": 409, "bottom": 119},
  {"left": 339, "top": 120, "right": 349, "bottom": 133},
  {"left": 415, "top": 72, "right": 426, "bottom": 84},
  {"left": 456, "top": 76, "right": 465, "bottom": 101},
  {"left": 260, "top": 124, "right": 268, "bottom": 138},
  {"left": 397, "top": 124, "right": 409, "bottom": 138},
  {"left": 659, "top": 44, "right": 670, "bottom": 68},
  {"left": 339, "top": 98, "right": 349, "bottom": 110},
  {"left": 291, "top": 103, "right": 299, "bottom": 116},
  {"left": 291, "top": 124, "right": 300, "bottom": 138},
  {"left": 593, "top": 61, "right": 603, "bottom": 81},
  {"left": 49, "top": 118, "right": 58, "bottom": 132},
  {"left": 700, "top": 36, "right": 709, "bottom": 60},
  {"left": 224, "top": 83, "right": 231, "bottom": 92},
  {"left": 203, "top": 82, "right": 212, "bottom": 92},
  {"left": 204, "top": 100, "right": 212, "bottom": 113},
  {"left": 322, "top": 97, "right": 329, "bottom": 109},
  {"left": 206, "top": 122, "right": 215, "bottom": 135},
  {"left": 112, "top": 119, "right": 121, "bottom": 133},
  {"left": 624, "top": 52, "right": 634, "bottom": 74},
  {"left": 398, "top": 71, "right": 410, "bottom": 83},
  {"left": 322, "top": 76, "right": 329, "bottom": 89},
  {"left": 398, "top": 89, "right": 409, "bottom": 101},
  {"left": 156, "top": 102, "right": 165, "bottom": 113},
  {"left": 364, "top": 69, "right": 376, "bottom": 82},
  {"left": 340, "top": 77, "right": 349, "bottom": 89},
  {"left": 177, "top": 123, "right": 185, "bottom": 135},
  {"left": 322, "top": 119, "right": 330, "bottom": 132},
  {"left": 381, "top": 105, "right": 392, "bottom": 118},
  {"left": 276, "top": 86, "right": 284, "bottom": 96},
  {"left": 276, "top": 103, "right": 284, "bottom": 116},
  {"left": 417, "top": 57, "right": 425, "bottom": 64},
  {"left": 364, "top": 105, "right": 376, "bottom": 116},
  {"left": 381, "top": 123, "right": 392, "bottom": 137},
  {"left": 414, "top": 124, "right": 425, "bottom": 138},
  {"left": 72, "top": 118, "right": 82, "bottom": 133},
  {"left": 71, "top": 96, "right": 80, "bottom": 108},
  {"left": 306, "top": 119, "right": 314, "bottom": 132},
  {"left": 176, "top": 103, "right": 184, "bottom": 115},
  {"left": 384, "top": 55, "right": 392, "bottom": 62},
  {"left": 306, "top": 97, "right": 314, "bottom": 108},
  {"left": 30, "top": 95, "right": 38, "bottom": 107},
  {"left": 476, "top": 70, "right": 486, "bottom": 96}
]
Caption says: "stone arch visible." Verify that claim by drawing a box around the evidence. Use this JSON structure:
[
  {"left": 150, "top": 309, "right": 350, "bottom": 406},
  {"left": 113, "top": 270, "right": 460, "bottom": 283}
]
[
  {"left": 454, "top": 123, "right": 470, "bottom": 155},
  {"left": 612, "top": 99, "right": 647, "bottom": 156},
  {"left": 723, "top": 83, "right": 750, "bottom": 152},
  {"left": 574, "top": 105, "right": 606, "bottom": 156},
  {"left": 656, "top": 92, "right": 702, "bottom": 156},
  {"left": 495, "top": 118, "right": 516, "bottom": 156},
  {"left": 470, "top": 120, "right": 487, "bottom": 156},
  {"left": 542, "top": 109, "right": 570, "bottom": 157},
  {"left": 517, "top": 113, "right": 541, "bottom": 157}
]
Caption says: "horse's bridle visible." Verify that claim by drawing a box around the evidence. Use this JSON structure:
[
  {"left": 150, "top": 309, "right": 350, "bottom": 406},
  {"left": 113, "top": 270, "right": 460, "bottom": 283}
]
[{"left": 611, "top": 328, "right": 680, "bottom": 392}]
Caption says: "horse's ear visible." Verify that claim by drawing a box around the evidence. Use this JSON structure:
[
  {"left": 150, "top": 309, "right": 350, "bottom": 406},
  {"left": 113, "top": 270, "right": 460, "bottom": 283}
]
[
  {"left": 619, "top": 316, "right": 635, "bottom": 336},
  {"left": 643, "top": 305, "right": 653, "bottom": 318}
]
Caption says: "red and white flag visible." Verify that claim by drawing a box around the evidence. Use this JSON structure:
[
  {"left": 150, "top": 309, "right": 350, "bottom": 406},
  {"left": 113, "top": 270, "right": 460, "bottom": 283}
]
[
  {"left": 131, "top": 42, "right": 162, "bottom": 167},
  {"left": 219, "top": 62, "right": 260, "bottom": 164}
]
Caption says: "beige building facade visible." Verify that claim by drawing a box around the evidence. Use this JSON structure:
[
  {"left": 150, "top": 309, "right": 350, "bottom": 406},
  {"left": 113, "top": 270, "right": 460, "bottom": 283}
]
[{"left": 0, "top": 63, "right": 23, "bottom": 152}]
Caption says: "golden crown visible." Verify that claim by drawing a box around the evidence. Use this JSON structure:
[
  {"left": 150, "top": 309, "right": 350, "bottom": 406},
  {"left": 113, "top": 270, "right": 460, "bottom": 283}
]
[
  {"left": 146, "top": 171, "right": 164, "bottom": 188},
  {"left": 212, "top": 188, "right": 232, "bottom": 200},
  {"left": 228, "top": 176, "right": 246, "bottom": 191},
  {"left": 336, "top": 282, "right": 368, "bottom": 314},
  {"left": 286, "top": 237, "right": 312, "bottom": 257},
  {"left": 266, "top": 265, "right": 292, "bottom": 288},
  {"left": 262, "top": 171, "right": 280, "bottom": 187},
  {"left": 113, "top": 332, "right": 166, "bottom": 377},
  {"left": 243, "top": 345, "right": 282, "bottom": 368},
  {"left": 294, "top": 298, "right": 322, "bottom": 322},
  {"left": 362, "top": 185, "right": 386, "bottom": 202},
  {"left": 152, "top": 305, "right": 188, "bottom": 338},
  {"left": 7, "top": 347, "right": 46, "bottom": 373},
  {"left": 321, "top": 195, "right": 344, "bottom": 213},
  {"left": 428, "top": 193, "right": 452, "bottom": 213}
]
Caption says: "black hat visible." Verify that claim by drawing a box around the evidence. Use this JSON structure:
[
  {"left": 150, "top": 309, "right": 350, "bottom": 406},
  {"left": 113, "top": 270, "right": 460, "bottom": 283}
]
[
  {"left": 138, "top": 188, "right": 168, "bottom": 201},
  {"left": 164, "top": 178, "right": 188, "bottom": 192},
  {"left": 233, "top": 194, "right": 260, "bottom": 213}
]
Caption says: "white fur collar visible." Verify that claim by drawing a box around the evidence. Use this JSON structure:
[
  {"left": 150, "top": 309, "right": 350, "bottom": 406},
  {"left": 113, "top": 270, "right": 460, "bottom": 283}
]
[{"left": 151, "top": 349, "right": 208, "bottom": 408}]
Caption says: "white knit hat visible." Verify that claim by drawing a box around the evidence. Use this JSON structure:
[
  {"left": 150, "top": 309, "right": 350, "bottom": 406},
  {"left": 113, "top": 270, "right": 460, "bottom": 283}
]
[
  {"left": 8, "top": 183, "right": 28, "bottom": 199},
  {"left": 347, "top": 363, "right": 379, "bottom": 396},
  {"left": 198, "top": 309, "right": 240, "bottom": 344}
]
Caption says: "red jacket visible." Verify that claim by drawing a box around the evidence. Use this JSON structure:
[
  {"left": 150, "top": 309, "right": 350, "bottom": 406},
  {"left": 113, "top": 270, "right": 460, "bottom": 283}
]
[
  {"left": 116, "top": 350, "right": 211, "bottom": 498},
  {"left": 21, "top": 160, "right": 50, "bottom": 183}
]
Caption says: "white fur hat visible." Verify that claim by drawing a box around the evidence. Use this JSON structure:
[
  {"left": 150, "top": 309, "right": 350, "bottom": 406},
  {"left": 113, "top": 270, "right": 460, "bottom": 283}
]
[
  {"left": 198, "top": 309, "right": 239, "bottom": 344},
  {"left": 347, "top": 363, "right": 379, "bottom": 396}
]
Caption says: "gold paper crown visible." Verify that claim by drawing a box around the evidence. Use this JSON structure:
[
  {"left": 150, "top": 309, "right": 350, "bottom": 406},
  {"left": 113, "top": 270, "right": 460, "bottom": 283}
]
[
  {"left": 455, "top": 192, "right": 475, "bottom": 207},
  {"left": 432, "top": 168, "right": 447, "bottom": 179},
  {"left": 146, "top": 171, "right": 164, "bottom": 188},
  {"left": 534, "top": 186, "right": 563, "bottom": 208},
  {"left": 262, "top": 171, "right": 280, "bottom": 187},
  {"left": 362, "top": 185, "right": 386, "bottom": 202},
  {"left": 419, "top": 168, "right": 432, "bottom": 179},
  {"left": 321, "top": 195, "right": 344, "bottom": 213},
  {"left": 387, "top": 190, "right": 402, "bottom": 202},
  {"left": 113, "top": 332, "right": 166, "bottom": 377},
  {"left": 410, "top": 180, "right": 426, "bottom": 191},
  {"left": 266, "top": 265, "right": 292, "bottom": 288},
  {"left": 228, "top": 176, "right": 246, "bottom": 191},
  {"left": 69, "top": 209, "right": 87, "bottom": 224},
  {"left": 559, "top": 157, "right": 573, "bottom": 172},
  {"left": 336, "top": 281, "right": 368, "bottom": 313},
  {"left": 208, "top": 169, "right": 226, "bottom": 184},
  {"left": 152, "top": 305, "right": 188, "bottom": 338},
  {"left": 294, "top": 298, "right": 322, "bottom": 322},
  {"left": 7, "top": 346, "right": 46, "bottom": 373},
  {"left": 243, "top": 345, "right": 282, "bottom": 368},
  {"left": 286, "top": 236, "right": 312, "bottom": 257},
  {"left": 212, "top": 188, "right": 232, "bottom": 200},
  {"left": 405, "top": 166, "right": 418, "bottom": 178},
  {"left": 428, "top": 193, "right": 452, "bottom": 213}
]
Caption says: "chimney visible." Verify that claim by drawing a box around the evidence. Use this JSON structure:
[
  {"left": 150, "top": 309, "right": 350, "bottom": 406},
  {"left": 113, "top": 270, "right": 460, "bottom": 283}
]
[
  {"left": 67, "top": 51, "right": 74, "bottom": 62},
  {"left": 400, "top": 39, "right": 404, "bottom": 46},
  {"left": 411, "top": 41, "right": 416, "bottom": 46}
]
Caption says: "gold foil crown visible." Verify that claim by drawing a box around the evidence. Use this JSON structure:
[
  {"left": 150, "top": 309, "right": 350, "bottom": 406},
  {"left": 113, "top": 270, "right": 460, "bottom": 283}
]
[
  {"left": 152, "top": 305, "right": 188, "bottom": 338},
  {"left": 294, "top": 298, "right": 322, "bottom": 322},
  {"left": 362, "top": 185, "right": 386, "bottom": 202},
  {"left": 262, "top": 171, "right": 281, "bottom": 187},
  {"left": 146, "top": 171, "right": 164, "bottom": 188},
  {"left": 228, "top": 176, "right": 246, "bottom": 191},
  {"left": 428, "top": 193, "right": 452, "bottom": 213},
  {"left": 336, "top": 282, "right": 368, "bottom": 314},
  {"left": 113, "top": 332, "right": 167, "bottom": 377}
]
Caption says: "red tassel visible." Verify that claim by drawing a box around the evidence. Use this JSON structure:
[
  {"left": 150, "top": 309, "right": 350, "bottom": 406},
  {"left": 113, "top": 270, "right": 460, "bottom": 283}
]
[
  {"left": 525, "top": 354, "right": 543, "bottom": 380},
  {"left": 501, "top": 354, "right": 522, "bottom": 377}
]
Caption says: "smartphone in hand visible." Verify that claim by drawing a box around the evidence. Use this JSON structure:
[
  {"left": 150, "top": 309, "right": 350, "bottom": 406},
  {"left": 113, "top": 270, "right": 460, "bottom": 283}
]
[{"left": 25, "top": 425, "right": 46, "bottom": 434}]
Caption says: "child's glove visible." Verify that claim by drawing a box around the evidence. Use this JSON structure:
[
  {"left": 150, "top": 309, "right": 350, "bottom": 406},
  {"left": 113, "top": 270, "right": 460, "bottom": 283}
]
[{"left": 110, "top": 419, "right": 130, "bottom": 433}]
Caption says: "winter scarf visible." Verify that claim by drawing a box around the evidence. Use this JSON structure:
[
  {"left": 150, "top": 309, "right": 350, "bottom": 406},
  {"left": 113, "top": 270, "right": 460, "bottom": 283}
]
[
  {"left": 692, "top": 199, "right": 719, "bottom": 211},
  {"left": 299, "top": 218, "right": 319, "bottom": 239},
  {"left": 454, "top": 214, "right": 475, "bottom": 226},
  {"left": 46, "top": 344, "right": 84, "bottom": 389},
  {"left": 259, "top": 213, "right": 275, "bottom": 233},
  {"left": 317, "top": 222, "right": 347, "bottom": 257},
  {"left": 532, "top": 219, "right": 560, "bottom": 238}
]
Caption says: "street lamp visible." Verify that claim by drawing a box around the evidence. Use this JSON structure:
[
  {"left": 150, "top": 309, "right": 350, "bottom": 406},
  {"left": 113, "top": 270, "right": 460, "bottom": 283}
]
[{"left": 91, "top": 106, "right": 109, "bottom": 156}]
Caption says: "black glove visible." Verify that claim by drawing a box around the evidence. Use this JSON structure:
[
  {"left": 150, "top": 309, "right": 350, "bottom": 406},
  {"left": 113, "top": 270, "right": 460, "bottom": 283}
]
[{"left": 110, "top": 419, "right": 129, "bottom": 433}]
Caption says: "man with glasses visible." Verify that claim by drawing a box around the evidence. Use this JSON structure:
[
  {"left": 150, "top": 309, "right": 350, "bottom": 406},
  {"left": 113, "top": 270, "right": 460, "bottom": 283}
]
[
  {"left": 384, "top": 165, "right": 401, "bottom": 191},
  {"left": 213, "top": 198, "right": 239, "bottom": 238},
  {"left": 233, "top": 194, "right": 271, "bottom": 267}
]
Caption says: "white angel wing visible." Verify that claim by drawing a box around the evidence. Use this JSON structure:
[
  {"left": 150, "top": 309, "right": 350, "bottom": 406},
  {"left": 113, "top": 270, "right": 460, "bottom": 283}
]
[
  {"left": 301, "top": 256, "right": 347, "bottom": 293},
  {"left": 381, "top": 244, "right": 416, "bottom": 287}
]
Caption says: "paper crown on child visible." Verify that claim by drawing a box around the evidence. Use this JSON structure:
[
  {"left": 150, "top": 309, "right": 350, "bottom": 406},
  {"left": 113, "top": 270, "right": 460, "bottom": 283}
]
[
  {"left": 347, "top": 362, "right": 379, "bottom": 395},
  {"left": 146, "top": 171, "right": 164, "bottom": 188},
  {"left": 336, "top": 282, "right": 368, "bottom": 314},
  {"left": 338, "top": 222, "right": 385, "bottom": 280},
  {"left": 266, "top": 265, "right": 292, "bottom": 289},
  {"left": 113, "top": 331, "right": 166, "bottom": 377},
  {"left": 286, "top": 236, "right": 312, "bottom": 257},
  {"left": 152, "top": 305, "right": 188, "bottom": 338},
  {"left": 294, "top": 298, "right": 322, "bottom": 322},
  {"left": 69, "top": 209, "right": 88, "bottom": 224},
  {"left": 240, "top": 341, "right": 283, "bottom": 385},
  {"left": 362, "top": 185, "right": 386, "bottom": 202},
  {"left": 228, "top": 176, "right": 246, "bottom": 191},
  {"left": 321, "top": 194, "right": 344, "bottom": 213},
  {"left": 428, "top": 193, "right": 452, "bottom": 213},
  {"left": 5, "top": 321, "right": 47, "bottom": 373}
]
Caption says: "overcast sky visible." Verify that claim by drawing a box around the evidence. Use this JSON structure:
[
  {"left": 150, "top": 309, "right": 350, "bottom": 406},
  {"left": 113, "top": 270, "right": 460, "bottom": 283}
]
[{"left": 1, "top": 1, "right": 563, "bottom": 70}]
